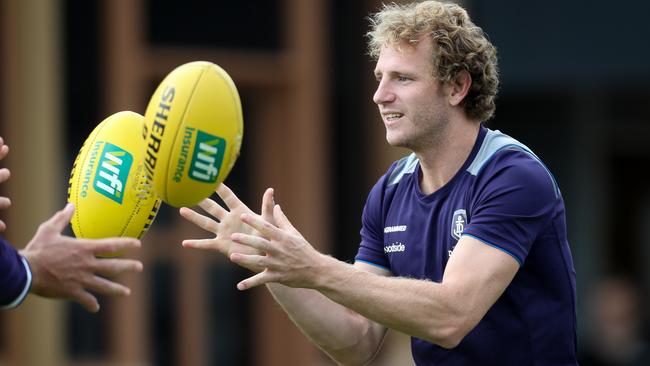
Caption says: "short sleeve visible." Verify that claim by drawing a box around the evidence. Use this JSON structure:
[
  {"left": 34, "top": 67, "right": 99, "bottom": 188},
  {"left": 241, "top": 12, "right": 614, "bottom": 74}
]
[
  {"left": 0, "top": 236, "right": 32, "bottom": 309},
  {"left": 463, "top": 150, "right": 560, "bottom": 264},
  {"left": 355, "top": 173, "right": 391, "bottom": 270}
]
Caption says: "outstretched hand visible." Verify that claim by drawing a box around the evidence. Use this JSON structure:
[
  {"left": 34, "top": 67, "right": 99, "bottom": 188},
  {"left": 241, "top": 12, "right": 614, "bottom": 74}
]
[
  {"left": 19, "top": 203, "right": 143, "bottom": 312},
  {"left": 0, "top": 137, "right": 11, "bottom": 231},
  {"left": 179, "top": 183, "right": 275, "bottom": 272},
  {"left": 229, "top": 204, "right": 329, "bottom": 291}
]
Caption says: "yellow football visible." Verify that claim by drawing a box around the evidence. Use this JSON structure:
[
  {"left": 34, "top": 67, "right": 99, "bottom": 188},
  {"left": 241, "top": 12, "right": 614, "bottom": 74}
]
[
  {"left": 67, "top": 111, "right": 161, "bottom": 250},
  {"left": 142, "top": 61, "right": 244, "bottom": 207}
]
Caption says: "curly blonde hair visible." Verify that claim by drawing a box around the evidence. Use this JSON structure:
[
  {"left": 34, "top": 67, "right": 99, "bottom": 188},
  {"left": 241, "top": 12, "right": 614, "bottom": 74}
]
[{"left": 367, "top": 1, "right": 499, "bottom": 122}]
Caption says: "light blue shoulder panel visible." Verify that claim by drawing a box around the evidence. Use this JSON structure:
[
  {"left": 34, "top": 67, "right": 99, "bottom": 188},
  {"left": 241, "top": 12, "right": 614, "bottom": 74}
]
[
  {"left": 466, "top": 129, "right": 560, "bottom": 197},
  {"left": 387, "top": 153, "right": 419, "bottom": 186}
]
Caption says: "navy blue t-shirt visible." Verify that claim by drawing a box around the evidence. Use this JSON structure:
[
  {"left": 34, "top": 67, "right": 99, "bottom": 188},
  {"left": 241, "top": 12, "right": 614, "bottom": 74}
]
[{"left": 355, "top": 126, "right": 577, "bottom": 365}]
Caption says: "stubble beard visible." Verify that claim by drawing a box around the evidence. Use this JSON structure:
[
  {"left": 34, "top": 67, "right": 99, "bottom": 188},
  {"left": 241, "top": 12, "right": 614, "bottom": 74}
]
[{"left": 391, "top": 107, "right": 450, "bottom": 154}]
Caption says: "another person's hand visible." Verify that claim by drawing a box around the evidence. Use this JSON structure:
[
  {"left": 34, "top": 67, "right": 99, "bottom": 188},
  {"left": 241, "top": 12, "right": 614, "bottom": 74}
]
[
  {"left": 0, "top": 137, "right": 11, "bottom": 231},
  {"left": 19, "top": 203, "right": 143, "bottom": 312},
  {"left": 179, "top": 183, "right": 275, "bottom": 272}
]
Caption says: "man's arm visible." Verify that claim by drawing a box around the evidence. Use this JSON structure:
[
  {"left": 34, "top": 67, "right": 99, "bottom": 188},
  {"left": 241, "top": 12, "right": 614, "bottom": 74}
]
[
  {"left": 265, "top": 263, "right": 389, "bottom": 365},
  {"left": 19, "top": 204, "right": 143, "bottom": 312},
  {"left": 0, "top": 204, "right": 143, "bottom": 312},
  {"left": 180, "top": 185, "right": 389, "bottom": 365},
  {"left": 231, "top": 206, "right": 520, "bottom": 349},
  {"left": 0, "top": 136, "right": 142, "bottom": 311}
]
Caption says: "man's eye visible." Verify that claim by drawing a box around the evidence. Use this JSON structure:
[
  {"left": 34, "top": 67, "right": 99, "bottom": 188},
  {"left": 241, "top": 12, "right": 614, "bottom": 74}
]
[{"left": 397, "top": 76, "right": 410, "bottom": 82}]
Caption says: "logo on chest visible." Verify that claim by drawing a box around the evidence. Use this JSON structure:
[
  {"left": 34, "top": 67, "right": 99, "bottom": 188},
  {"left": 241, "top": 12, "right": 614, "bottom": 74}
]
[
  {"left": 384, "top": 242, "right": 406, "bottom": 253},
  {"left": 384, "top": 225, "right": 407, "bottom": 254},
  {"left": 450, "top": 209, "right": 467, "bottom": 240}
]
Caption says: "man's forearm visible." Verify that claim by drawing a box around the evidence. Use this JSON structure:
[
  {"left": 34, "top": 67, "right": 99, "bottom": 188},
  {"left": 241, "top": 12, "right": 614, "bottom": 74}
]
[
  {"left": 311, "top": 241, "right": 520, "bottom": 350},
  {"left": 266, "top": 283, "right": 386, "bottom": 365},
  {"left": 311, "top": 256, "right": 466, "bottom": 349}
]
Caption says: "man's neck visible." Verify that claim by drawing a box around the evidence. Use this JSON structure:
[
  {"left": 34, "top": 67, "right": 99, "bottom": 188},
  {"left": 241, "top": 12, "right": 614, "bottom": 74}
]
[{"left": 416, "top": 121, "right": 481, "bottom": 195}]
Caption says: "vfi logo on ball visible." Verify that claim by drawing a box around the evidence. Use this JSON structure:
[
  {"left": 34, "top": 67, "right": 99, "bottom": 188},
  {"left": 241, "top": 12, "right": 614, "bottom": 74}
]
[
  {"left": 189, "top": 130, "right": 225, "bottom": 183},
  {"left": 94, "top": 142, "right": 133, "bottom": 204}
]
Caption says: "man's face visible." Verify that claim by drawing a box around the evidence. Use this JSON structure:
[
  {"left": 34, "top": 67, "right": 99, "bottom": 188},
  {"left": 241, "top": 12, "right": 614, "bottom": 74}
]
[{"left": 373, "top": 37, "right": 451, "bottom": 150}]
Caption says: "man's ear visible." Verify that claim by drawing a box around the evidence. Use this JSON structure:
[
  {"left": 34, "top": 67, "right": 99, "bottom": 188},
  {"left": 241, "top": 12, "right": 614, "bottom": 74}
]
[{"left": 449, "top": 69, "right": 472, "bottom": 107}]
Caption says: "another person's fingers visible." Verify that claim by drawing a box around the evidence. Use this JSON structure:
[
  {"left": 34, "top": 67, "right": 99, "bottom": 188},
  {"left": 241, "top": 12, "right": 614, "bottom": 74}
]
[
  {"left": 0, "top": 142, "right": 8, "bottom": 160},
  {"left": 0, "top": 167, "right": 10, "bottom": 183},
  {"left": 84, "top": 275, "right": 131, "bottom": 297},
  {"left": 43, "top": 203, "right": 75, "bottom": 232},
  {"left": 0, "top": 196, "right": 11, "bottom": 209},
  {"left": 93, "top": 258, "right": 143, "bottom": 277},
  {"left": 72, "top": 289, "right": 100, "bottom": 313},
  {"left": 76, "top": 237, "right": 140, "bottom": 255}
]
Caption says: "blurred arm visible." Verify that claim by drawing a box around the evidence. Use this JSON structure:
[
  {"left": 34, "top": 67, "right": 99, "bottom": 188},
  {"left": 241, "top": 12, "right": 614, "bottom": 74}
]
[
  {"left": 0, "top": 136, "right": 11, "bottom": 231},
  {"left": 0, "top": 136, "right": 30, "bottom": 309},
  {"left": 19, "top": 203, "right": 143, "bottom": 312}
]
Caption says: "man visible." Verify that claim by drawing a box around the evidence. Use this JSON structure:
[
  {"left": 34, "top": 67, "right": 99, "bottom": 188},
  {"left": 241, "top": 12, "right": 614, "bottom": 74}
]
[
  {"left": 180, "top": 1, "right": 578, "bottom": 365},
  {"left": 0, "top": 136, "right": 143, "bottom": 312}
]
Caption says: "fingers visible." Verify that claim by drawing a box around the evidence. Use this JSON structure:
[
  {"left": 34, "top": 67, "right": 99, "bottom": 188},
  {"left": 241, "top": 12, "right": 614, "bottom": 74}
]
[
  {"left": 182, "top": 238, "right": 227, "bottom": 253},
  {"left": 216, "top": 183, "right": 241, "bottom": 209},
  {"left": 0, "top": 167, "right": 10, "bottom": 183},
  {"left": 74, "top": 275, "right": 131, "bottom": 312},
  {"left": 241, "top": 213, "right": 282, "bottom": 240},
  {"left": 273, "top": 205, "right": 301, "bottom": 237},
  {"left": 0, "top": 220, "right": 5, "bottom": 232},
  {"left": 0, "top": 139, "right": 8, "bottom": 161},
  {"left": 261, "top": 188, "right": 275, "bottom": 222},
  {"left": 231, "top": 232, "right": 273, "bottom": 252},
  {"left": 179, "top": 207, "right": 219, "bottom": 233},
  {"left": 78, "top": 237, "right": 141, "bottom": 255},
  {"left": 197, "top": 198, "right": 228, "bottom": 221},
  {"left": 93, "top": 258, "right": 143, "bottom": 278},
  {"left": 73, "top": 290, "right": 100, "bottom": 313},
  {"left": 84, "top": 275, "right": 132, "bottom": 297},
  {"left": 230, "top": 252, "right": 267, "bottom": 268},
  {"left": 0, "top": 166, "right": 11, "bottom": 210},
  {"left": 72, "top": 256, "right": 140, "bottom": 312},
  {"left": 44, "top": 203, "right": 75, "bottom": 233},
  {"left": 181, "top": 238, "right": 210, "bottom": 249},
  {"left": 0, "top": 196, "right": 10, "bottom": 209},
  {"left": 235, "top": 270, "right": 272, "bottom": 291}
]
